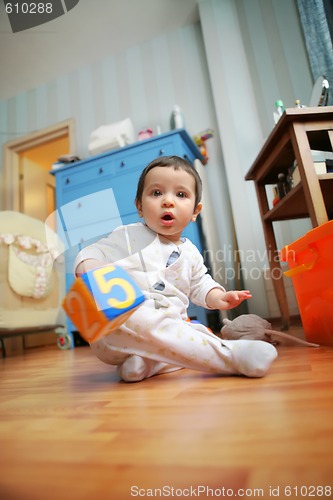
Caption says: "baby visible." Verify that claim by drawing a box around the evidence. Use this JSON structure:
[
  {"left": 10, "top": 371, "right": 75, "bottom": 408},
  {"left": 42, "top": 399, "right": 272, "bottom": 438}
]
[{"left": 74, "top": 155, "right": 277, "bottom": 381}]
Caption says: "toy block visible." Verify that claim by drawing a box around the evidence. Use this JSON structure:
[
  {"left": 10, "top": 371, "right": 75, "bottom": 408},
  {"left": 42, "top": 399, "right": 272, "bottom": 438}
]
[{"left": 62, "top": 264, "right": 145, "bottom": 343}]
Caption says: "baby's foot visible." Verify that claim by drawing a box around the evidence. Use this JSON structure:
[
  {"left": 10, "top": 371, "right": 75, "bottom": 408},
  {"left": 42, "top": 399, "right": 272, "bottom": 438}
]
[
  {"left": 221, "top": 339, "right": 277, "bottom": 377},
  {"left": 117, "top": 355, "right": 182, "bottom": 382}
]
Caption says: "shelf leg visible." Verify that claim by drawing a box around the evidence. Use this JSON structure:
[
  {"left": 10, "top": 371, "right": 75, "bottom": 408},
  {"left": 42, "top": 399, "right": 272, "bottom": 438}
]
[{"left": 263, "top": 221, "right": 290, "bottom": 330}]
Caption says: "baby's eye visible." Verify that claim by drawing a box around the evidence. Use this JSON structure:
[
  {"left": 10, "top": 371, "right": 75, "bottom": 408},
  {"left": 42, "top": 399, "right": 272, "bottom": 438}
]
[
  {"left": 152, "top": 190, "right": 162, "bottom": 197},
  {"left": 177, "top": 192, "right": 187, "bottom": 198}
]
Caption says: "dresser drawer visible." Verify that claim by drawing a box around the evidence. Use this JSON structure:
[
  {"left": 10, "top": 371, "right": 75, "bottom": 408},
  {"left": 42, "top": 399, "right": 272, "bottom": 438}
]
[
  {"left": 60, "top": 188, "right": 121, "bottom": 230},
  {"left": 65, "top": 218, "right": 119, "bottom": 247},
  {"left": 173, "top": 134, "right": 197, "bottom": 163},
  {"left": 113, "top": 138, "right": 175, "bottom": 174},
  {"left": 60, "top": 158, "right": 114, "bottom": 191}
]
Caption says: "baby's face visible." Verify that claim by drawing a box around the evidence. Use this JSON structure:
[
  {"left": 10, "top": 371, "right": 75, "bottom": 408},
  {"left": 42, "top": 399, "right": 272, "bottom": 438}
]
[{"left": 137, "top": 166, "right": 202, "bottom": 244}]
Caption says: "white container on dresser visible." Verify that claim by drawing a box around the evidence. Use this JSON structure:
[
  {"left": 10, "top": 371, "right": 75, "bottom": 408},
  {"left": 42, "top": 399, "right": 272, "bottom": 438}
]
[{"left": 51, "top": 129, "right": 213, "bottom": 343}]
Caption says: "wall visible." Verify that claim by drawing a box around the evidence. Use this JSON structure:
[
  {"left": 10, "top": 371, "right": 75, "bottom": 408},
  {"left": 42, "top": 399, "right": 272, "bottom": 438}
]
[
  {"left": 0, "top": 0, "right": 315, "bottom": 317},
  {"left": 199, "top": 0, "right": 313, "bottom": 316}
]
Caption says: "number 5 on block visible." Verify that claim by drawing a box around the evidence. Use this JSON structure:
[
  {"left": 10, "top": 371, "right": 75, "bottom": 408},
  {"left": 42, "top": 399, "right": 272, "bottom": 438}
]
[{"left": 62, "top": 265, "right": 145, "bottom": 343}]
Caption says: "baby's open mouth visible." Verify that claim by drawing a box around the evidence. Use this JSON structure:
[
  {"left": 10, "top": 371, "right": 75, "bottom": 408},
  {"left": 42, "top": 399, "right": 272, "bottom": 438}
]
[{"left": 161, "top": 213, "right": 175, "bottom": 225}]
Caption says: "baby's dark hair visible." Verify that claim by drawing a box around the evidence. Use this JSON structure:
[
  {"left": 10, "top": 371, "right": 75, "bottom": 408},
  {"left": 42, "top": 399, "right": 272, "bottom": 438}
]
[{"left": 135, "top": 155, "right": 202, "bottom": 208}]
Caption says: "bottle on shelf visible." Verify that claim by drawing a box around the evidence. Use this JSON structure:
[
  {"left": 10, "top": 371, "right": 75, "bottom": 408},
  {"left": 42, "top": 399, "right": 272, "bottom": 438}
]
[
  {"left": 275, "top": 100, "right": 285, "bottom": 116},
  {"left": 170, "top": 105, "right": 185, "bottom": 130},
  {"left": 277, "top": 172, "right": 291, "bottom": 199},
  {"left": 273, "top": 100, "right": 285, "bottom": 123}
]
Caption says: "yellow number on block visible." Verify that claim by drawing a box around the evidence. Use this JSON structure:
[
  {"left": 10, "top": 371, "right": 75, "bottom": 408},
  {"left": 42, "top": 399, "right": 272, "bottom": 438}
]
[{"left": 93, "top": 266, "right": 136, "bottom": 310}]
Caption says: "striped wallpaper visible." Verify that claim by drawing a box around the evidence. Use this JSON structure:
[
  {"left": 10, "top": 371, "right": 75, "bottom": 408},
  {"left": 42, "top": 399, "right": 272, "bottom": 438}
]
[{"left": 0, "top": 23, "right": 218, "bottom": 159}]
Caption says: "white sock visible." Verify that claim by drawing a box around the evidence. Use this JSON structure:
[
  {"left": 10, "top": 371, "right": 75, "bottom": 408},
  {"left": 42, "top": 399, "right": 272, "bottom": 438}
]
[{"left": 221, "top": 339, "right": 278, "bottom": 377}]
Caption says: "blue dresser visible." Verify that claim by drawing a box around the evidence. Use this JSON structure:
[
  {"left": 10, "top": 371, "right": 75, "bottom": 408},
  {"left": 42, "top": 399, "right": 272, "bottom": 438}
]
[{"left": 51, "top": 129, "right": 210, "bottom": 341}]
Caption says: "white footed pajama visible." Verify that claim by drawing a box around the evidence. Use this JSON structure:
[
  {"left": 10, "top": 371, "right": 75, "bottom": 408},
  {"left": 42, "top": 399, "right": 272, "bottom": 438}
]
[{"left": 75, "top": 223, "right": 277, "bottom": 382}]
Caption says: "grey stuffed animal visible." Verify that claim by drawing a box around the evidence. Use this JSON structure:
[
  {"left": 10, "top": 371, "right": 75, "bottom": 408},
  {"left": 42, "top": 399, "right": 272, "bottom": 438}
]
[{"left": 220, "top": 314, "right": 319, "bottom": 347}]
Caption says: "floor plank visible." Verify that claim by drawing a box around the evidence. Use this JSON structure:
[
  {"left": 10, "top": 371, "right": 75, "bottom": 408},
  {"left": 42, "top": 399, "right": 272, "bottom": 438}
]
[{"left": 1, "top": 328, "right": 333, "bottom": 500}]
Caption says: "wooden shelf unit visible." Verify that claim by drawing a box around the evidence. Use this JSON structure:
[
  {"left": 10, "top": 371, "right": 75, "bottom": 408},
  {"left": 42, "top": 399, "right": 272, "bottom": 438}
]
[{"left": 245, "top": 106, "right": 333, "bottom": 328}]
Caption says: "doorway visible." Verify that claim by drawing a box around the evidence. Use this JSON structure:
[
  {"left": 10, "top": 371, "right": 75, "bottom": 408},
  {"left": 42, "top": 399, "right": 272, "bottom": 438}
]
[
  {"left": 2, "top": 119, "right": 75, "bottom": 219},
  {"left": 18, "top": 135, "right": 70, "bottom": 223}
]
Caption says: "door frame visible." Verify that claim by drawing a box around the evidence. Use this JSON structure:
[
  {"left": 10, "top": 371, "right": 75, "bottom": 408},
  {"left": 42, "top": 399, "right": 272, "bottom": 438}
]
[{"left": 2, "top": 119, "right": 75, "bottom": 211}]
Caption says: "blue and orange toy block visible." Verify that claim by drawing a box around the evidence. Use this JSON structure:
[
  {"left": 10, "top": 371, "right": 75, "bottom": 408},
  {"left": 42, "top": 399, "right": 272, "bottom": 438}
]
[{"left": 62, "top": 264, "right": 145, "bottom": 343}]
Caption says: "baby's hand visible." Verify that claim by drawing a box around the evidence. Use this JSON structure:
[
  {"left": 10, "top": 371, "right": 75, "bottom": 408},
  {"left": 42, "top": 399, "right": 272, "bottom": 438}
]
[
  {"left": 206, "top": 288, "right": 252, "bottom": 310},
  {"left": 75, "top": 259, "right": 108, "bottom": 277}
]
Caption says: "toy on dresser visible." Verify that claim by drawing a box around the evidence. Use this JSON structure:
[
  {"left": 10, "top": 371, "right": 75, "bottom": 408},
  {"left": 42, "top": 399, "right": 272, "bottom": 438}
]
[{"left": 62, "top": 265, "right": 145, "bottom": 343}]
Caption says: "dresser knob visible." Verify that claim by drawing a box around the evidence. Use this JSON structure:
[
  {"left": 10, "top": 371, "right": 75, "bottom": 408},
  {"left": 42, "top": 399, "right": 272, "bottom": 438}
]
[
  {"left": 120, "top": 161, "right": 126, "bottom": 167},
  {"left": 99, "top": 167, "right": 104, "bottom": 174},
  {"left": 65, "top": 178, "right": 70, "bottom": 185},
  {"left": 159, "top": 149, "right": 165, "bottom": 155},
  {"left": 183, "top": 154, "right": 188, "bottom": 160}
]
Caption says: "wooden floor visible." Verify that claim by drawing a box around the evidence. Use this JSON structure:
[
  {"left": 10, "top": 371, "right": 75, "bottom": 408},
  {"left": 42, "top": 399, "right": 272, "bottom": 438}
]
[{"left": 1, "top": 327, "right": 333, "bottom": 500}]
